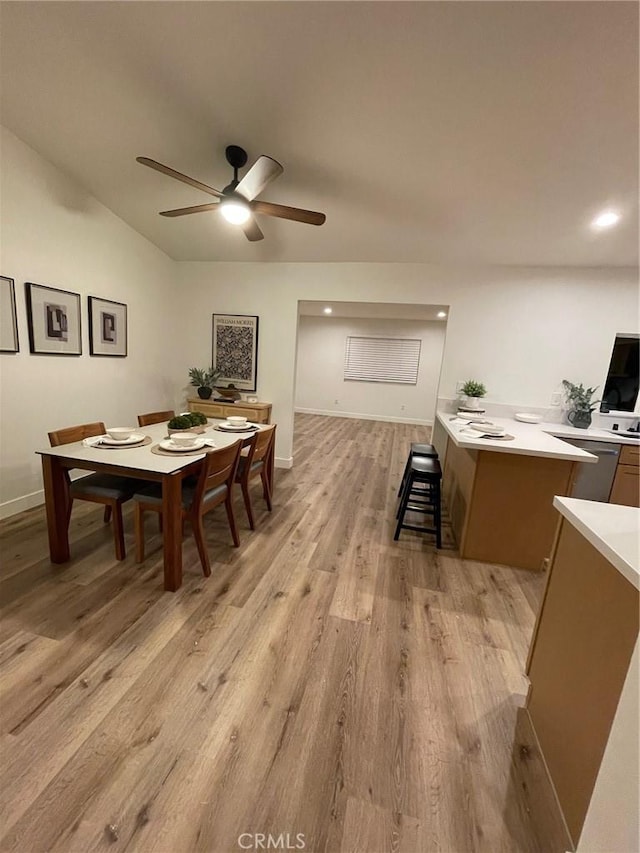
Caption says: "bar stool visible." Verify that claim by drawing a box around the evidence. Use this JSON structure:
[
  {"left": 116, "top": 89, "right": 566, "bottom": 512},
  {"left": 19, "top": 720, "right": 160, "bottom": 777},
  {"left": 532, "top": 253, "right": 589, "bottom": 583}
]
[
  {"left": 394, "top": 457, "right": 443, "bottom": 548},
  {"left": 397, "top": 442, "right": 438, "bottom": 498}
]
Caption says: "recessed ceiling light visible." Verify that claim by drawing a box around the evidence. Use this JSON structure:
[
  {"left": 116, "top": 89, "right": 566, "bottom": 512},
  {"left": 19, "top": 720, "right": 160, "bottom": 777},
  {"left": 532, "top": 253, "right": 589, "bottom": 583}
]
[
  {"left": 591, "top": 210, "right": 621, "bottom": 230},
  {"left": 323, "top": 307, "right": 332, "bottom": 314},
  {"left": 437, "top": 311, "right": 447, "bottom": 318}
]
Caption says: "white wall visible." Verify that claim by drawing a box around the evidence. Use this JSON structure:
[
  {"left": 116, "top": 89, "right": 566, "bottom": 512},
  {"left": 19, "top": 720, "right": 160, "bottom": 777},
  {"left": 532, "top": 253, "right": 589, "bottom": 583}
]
[
  {"left": 577, "top": 640, "right": 639, "bottom": 853},
  {"left": 294, "top": 315, "right": 446, "bottom": 424},
  {"left": 177, "top": 263, "right": 639, "bottom": 464},
  {"left": 0, "top": 127, "right": 178, "bottom": 516}
]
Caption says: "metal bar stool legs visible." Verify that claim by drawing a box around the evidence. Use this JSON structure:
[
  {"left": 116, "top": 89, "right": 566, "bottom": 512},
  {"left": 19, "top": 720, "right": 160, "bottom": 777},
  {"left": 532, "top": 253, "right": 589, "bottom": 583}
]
[{"left": 394, "top": 457, "right": 443, "bottom": 548}]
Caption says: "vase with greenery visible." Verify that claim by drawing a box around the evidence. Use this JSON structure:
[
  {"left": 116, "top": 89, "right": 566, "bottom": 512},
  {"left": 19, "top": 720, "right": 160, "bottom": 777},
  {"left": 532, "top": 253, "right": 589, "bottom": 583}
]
[
  {"left": 188, "top": 366, "right": 221, "bottom": 400},
  {"left": 562, "top": 380, "right": 600, "bottom": 429},
  {"left": 460, "top": 379, "right": 487, "bottom": 410},
  {"left": 167, "top": 411, "right": 208, "bottom": 433}
]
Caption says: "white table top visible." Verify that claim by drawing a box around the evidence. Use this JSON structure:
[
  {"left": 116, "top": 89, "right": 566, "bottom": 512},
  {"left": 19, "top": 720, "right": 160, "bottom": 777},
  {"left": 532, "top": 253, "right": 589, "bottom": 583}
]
[
  {"left": 37, "top": 419, "right": 267, "bottom": 474},
  {"left": 436, "top": 412, "right": 598, "bottom": 462},
  {"left": 553, "top": 496, "right": 640, "bottom": 590}
]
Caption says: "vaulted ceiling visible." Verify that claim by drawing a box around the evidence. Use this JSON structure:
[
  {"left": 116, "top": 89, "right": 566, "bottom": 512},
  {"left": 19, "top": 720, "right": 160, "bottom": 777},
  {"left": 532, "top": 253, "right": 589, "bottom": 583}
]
[{"left": 1, "top": 1, "right": 637, "bottom": 265}]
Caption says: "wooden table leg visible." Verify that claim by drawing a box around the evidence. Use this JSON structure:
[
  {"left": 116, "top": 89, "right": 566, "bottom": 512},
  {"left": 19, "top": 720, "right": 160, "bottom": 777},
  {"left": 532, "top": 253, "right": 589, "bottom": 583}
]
[
  {"left": 267, "top": 426, "right": 276, "bottom": 495},
  {"left": 41, "top": 455, "right": 71, "bottom": 563},
  {"left": 162, "top": 472, "right": 183, "bottom": 592}
]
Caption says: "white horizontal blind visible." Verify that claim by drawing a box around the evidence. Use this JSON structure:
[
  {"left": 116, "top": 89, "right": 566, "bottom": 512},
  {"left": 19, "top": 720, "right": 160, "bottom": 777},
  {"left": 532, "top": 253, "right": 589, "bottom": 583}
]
[{"left": 344, "top": 336, "right": 421, "bottom": 384}]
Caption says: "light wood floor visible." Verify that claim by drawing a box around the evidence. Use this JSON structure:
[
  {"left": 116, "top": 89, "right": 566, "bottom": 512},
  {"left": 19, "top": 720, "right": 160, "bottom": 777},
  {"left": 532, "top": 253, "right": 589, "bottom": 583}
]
[{"left": 0, "top": 414, "right": 571, "bottom": 853}]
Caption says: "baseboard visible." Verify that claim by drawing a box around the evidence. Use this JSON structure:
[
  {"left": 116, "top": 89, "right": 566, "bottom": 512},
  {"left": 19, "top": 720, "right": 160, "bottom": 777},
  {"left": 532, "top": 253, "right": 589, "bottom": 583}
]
[
  {"left": 295, "top": 407, "right": 433, "bottom": 426},
  {"left": 275, "top": 456, "right": 293, "bottom": 469},
  {"left": 0, "top": 488, "right": 45, "bottom": 520}
]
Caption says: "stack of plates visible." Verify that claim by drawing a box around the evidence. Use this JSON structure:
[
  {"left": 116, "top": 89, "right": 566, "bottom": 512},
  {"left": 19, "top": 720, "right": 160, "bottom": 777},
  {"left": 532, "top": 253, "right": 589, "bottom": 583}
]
[{"left": 458, "top": 406, "right": 486, "bottom": 415}]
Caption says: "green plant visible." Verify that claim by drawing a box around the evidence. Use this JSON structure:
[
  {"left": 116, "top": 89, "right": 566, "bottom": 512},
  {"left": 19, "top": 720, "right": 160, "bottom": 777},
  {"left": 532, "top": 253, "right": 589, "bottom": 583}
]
[
  {"left": 561, "top": 380, "right": 600, "bottom": 413},
  {"left": 461, "top": 380, "right": 487, "bottom": 398},
  {"left": 167, "top": 414, "right": 193, "bottom": 430},
  {"left": 188, "top": 366, "right": 220, "bottom": 389},
  {"left": 187, "top": 411, "right": 208, "bottom": 426}
]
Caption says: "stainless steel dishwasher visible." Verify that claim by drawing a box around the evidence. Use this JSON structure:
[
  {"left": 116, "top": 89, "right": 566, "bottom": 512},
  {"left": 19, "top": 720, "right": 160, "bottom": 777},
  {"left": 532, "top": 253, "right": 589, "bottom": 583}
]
[{"left": 561, "top": 439, "right": 620, "bottom": 502}]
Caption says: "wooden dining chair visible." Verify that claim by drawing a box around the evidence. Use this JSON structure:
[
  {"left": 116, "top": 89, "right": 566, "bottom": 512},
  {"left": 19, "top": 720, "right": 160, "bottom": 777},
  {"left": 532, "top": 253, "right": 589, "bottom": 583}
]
[
  {"left": 48, "top": 421, "right": 144, "bottom": 560},
  {"left": 235, "top": 425, "right": 276, "bottom": 530},
  {"left": 137, "top": 410, "right": 175, "bottom": 427},
  {"left": 132, "top": 440, "right": 243, "bottom": 576}
]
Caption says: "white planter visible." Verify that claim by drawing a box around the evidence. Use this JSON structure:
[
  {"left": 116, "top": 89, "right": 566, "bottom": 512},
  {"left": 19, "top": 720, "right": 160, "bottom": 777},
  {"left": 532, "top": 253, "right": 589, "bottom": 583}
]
[{"left": 465, "top": 396, "right": 482, "bottom": 409}]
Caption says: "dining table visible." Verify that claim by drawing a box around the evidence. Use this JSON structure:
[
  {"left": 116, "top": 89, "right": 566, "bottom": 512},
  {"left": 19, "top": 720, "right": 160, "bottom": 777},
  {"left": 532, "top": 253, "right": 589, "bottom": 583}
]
[{"left": 36, "top": 418, "right": 275, "bottom": 591}]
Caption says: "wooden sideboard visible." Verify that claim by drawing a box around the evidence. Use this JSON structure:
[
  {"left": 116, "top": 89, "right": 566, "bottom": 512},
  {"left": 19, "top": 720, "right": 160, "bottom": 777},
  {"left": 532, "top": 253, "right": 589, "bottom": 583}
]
[{"left": 187, "top": 397, "right": 272, "bottom": 424}]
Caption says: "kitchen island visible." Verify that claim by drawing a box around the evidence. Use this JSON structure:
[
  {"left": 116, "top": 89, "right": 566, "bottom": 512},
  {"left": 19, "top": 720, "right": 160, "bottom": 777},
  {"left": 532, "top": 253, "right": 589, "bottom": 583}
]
[
  {"left": 526, "top": 497, "right": 639, "bottom": 848},
  {"left": 432, "top": 412, "right": 597, "bottom": 570}
]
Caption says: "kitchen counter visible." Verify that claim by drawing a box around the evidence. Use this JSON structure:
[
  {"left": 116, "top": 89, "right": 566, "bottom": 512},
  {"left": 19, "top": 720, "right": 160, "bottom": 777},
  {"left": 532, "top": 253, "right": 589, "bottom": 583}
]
[
  {"left": 552, "top": 496, "right": 639, "bottom": 590},
  {"left": 436, "top": 412, "right": 599, "bottom": 462},
  {"left": 433, "top": 413, "right": 589, "bottom": 570},
  {"left": 525, "top": 496, "right": 639, "bottom": 845}
]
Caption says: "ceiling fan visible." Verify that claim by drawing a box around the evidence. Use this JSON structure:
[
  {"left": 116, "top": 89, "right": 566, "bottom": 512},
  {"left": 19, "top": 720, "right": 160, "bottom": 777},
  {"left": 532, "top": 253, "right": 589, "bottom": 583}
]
[{"left": 136, "top": 145, "right": 326, "bottom": 242}]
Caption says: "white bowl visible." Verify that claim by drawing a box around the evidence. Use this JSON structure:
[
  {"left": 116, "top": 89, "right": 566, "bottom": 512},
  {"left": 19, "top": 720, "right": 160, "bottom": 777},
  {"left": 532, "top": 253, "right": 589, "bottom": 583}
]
[
  {"left": 106, "top": 427, "right": 136, "bottom": 441},
  {"left": 514, "top": 412, "right": 543, "bottom": 424},
  {"left": 171, "top": 431, "right": 200, "bottom": 447},
  {"left": 227, "top": 416, "right": 247, "bottom": 426}
]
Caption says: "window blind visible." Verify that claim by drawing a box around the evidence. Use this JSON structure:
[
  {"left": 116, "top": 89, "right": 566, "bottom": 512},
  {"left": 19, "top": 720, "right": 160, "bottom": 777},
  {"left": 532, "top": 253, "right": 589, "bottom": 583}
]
[{"left": 344, "top": 336, "right": 421, "bottom": 384}]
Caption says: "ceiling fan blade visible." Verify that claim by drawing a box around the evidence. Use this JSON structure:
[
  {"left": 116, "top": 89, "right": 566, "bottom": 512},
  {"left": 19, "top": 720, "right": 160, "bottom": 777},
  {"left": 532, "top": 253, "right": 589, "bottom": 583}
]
[
  {"left": 241, "top": 216, "right": 264, "bottom": 242},
  {"left": 235, "top": 155, "right": 283, "bottom": 201},
  {"left": 136, "top": 157, "right": 224, "bottom": 199},
  {"left": 159, "top": 203, "right": 220, "bottom": 217},
  {"left": 251, "top": 200, "right": 326, "bottom": 226}
]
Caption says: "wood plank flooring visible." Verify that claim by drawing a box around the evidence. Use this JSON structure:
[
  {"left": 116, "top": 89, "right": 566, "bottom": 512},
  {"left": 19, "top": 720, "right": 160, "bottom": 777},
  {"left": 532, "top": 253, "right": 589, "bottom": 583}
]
[{"left": 0, "top": 414, "right": 571, "bottom": 853}]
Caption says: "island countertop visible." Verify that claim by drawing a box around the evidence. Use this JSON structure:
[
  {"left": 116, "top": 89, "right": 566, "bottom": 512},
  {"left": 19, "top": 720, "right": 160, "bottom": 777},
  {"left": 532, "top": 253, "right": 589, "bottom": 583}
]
[
  {"left": 552, "top": 496, "right": 640, "bottom": 590},
  {"left": 436, "top": 412, "right": 599, "bottom": 462}
]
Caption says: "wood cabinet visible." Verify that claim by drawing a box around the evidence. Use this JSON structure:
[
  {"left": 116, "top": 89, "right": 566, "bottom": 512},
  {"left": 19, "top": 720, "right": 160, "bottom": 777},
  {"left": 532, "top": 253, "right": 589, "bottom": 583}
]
[
  {"left": 610, "top": 444, "right": 640, "bottom": 507},
  {"left": 526, "top": 517, "right": 639, "bottom": 846},
  {"left": 187, "top": 397, "right": 272, "bottom": 424}
]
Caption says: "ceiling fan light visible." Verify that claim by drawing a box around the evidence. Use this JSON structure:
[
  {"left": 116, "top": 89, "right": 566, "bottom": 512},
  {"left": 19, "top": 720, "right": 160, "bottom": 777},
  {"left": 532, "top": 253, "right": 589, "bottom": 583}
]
[{"left": 220, "top": 199, "right": 250, "bottom": 225}]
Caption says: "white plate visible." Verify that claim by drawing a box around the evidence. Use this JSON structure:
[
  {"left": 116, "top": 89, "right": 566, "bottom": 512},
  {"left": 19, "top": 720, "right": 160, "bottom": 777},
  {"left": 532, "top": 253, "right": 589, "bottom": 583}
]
[
  {"left": 159, "top": 438, "right": 206, "bottom": 452},
  {"left": 456, "top": 412, "right": 489, "bottom": 423},
  {"left": 459, "top": 428, "right": 506, "bottom": 439},
  {"left": 100, "top": 433, "right": 145, "bottom": 446},
  {"left": 514, "top": 412, "right": 543, "bottom": 424},
  {"left": 217, "top": 422, "right": 258, "bottom": 431}
]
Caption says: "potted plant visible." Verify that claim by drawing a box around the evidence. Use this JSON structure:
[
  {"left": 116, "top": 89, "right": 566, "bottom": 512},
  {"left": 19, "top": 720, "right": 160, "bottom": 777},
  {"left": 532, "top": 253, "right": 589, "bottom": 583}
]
[
  {"left": 460, "top": 379, "right": 487, "bottom": 410},
  {"left": 188, "top": 366, "right": 220, "bottom": 400},
  {"left": 167, "top": 411, "right": 208, "bottom": 434},
  {"left": 562, "top": 380, "right": 600, "bottom": 429}
]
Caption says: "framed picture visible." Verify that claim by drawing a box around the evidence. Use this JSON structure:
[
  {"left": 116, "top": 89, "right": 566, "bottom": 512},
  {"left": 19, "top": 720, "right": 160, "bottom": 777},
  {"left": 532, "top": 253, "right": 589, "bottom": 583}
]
[
  {"left": 25, "top": 282, "right": 81, "bottom": 355},
  {"left": 212, "top": 313, "right": 259, "bottom": 392},
  {"left": 0, "top": 276, "right": 19, "bottom": 352},
  {"left": 88, "top": 296, "right": 127, "bottom": 357}
]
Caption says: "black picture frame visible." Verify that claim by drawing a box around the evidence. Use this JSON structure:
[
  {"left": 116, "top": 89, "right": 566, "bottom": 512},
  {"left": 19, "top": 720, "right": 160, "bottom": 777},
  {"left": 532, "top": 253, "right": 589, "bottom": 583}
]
[
  {"left": 88, "top": 296, "right": 128, "bottom": 357},
  {"left": 0, "top": 276, "right": 19, "bottom": 353},
  {"left": 25, "top": 282, "right": 82, "bottom": 355},
  {"left": 212, "top": 313, "right": 259, "bottom": 392}
]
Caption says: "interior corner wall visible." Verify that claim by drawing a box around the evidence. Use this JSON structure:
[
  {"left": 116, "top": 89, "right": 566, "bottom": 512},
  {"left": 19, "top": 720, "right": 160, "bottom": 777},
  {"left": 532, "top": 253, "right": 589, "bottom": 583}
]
[
  {"left": 177, "top": 262, "right": 638, "bottom": 466},
  {"left": 294, "top": 315, "right": 446, "bottom": 424},
  {"left": 0, "top": 127, "right": 179, "bottom": 516}
]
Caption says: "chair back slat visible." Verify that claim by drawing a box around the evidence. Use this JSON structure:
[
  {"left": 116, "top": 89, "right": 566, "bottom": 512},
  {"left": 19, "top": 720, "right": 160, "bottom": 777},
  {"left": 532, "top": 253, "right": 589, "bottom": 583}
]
[
  {"left": 243, "top": 425, "right": 276, "bottom": 467},
  {"left": 137, "top": 410, "right": 175, "bottom": 427},
  {"left": 195, "top": 441, "right": 242, "bottom": 507},
  {"left": 48, "top": 422, "right": 106, "bottom": 447}
]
